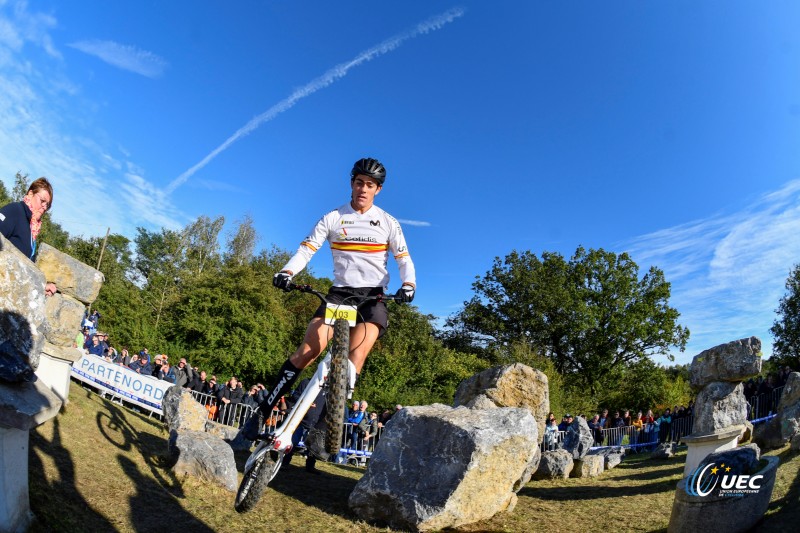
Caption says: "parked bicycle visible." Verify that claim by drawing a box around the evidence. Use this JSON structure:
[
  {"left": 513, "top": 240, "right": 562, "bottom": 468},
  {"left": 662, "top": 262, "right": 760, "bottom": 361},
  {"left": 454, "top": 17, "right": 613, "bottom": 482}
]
[{"left": 234, "top": 282, "right": 403, "bottom": 512}]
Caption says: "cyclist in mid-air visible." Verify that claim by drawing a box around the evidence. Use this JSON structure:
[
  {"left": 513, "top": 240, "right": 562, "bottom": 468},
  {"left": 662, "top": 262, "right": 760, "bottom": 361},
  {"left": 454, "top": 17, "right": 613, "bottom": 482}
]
[{"left": 242, "top": 157, "right": 416, "bottom": 461}]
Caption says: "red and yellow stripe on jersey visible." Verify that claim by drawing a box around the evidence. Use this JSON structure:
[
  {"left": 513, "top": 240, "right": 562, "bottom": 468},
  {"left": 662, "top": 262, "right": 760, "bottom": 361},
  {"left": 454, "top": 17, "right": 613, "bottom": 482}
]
[{"left": 331, "top": 241, "right": 389, "bottom": 253}]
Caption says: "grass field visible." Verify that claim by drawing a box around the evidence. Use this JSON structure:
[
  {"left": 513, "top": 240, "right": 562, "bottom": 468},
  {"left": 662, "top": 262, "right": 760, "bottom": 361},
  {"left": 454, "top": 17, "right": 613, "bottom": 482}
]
[{"left": 26, "top": 384, "right": 800, "bottom": 532}]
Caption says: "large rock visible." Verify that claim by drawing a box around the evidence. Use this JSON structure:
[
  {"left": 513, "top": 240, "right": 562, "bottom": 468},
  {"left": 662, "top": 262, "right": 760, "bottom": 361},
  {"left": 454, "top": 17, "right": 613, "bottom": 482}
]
[
  {"left": 168, "top": 430, "right": 237, "bottom": 492},
  {"left": 752, "top": 372, "right": 800, "bottom": 449},
  {"left": 651, "top": 442, "right": 677, "bottom": 459},
  {"left": 753, "top": 417, "right": 784, "bottom": 450},
  {"left": 0, "top": 379, "right": 63, "bottom": 430},
  {"left": 43, "top": 293, "right": 86, "bottom": 348},
  {"left": 692, "top": 381, "right": 748, "bottom": 434},
  {"left": 587, "top": 447, "right": 625, "bottom": 469},
  {"left": 570, "top": 455, "right": 604, "bottom": 478},
  {"left": 689, "top": 337, "right": 762, "bottom": 389},
  {"left": 561, "top": 416, "right": 594, "bottom": 459},
  {"left": 41, "top": 341, "right": 83, "bottom": 364},
  {"left": 348, "top": 404, "right": 539, "bottom": 531},
  {"left": 35, "top": 243, "right": 104, "bottom": 305},
  {"left": 533, "top": 449, "right": 574, "bottom": 480},
  {"left": 162, "top": 386, "right": 208, "bottom": 433},
  {"left": 453, "top": 363, "right": 549, "bottom": 442},
  {"left": 1, "top": 234, "right": 48, "bottom": 381},
  {"left": 206, "top": 420, "right": 253, "bottom": 451},
  {"left": 777, "top": 372, "right": 800, "bottom": 442}
]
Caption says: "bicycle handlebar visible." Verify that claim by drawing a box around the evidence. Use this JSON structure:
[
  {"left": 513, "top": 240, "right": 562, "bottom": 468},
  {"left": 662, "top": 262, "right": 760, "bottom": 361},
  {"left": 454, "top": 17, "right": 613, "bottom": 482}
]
[{"left": 286, "top": 282, "right": 403, "bottom": 306}]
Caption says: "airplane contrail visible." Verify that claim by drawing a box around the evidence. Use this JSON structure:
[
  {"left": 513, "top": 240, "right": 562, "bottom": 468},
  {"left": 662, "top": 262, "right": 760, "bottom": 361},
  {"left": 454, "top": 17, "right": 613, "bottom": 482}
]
[{"left": 166, "top": 7, "right": 465, "bottom": 194}]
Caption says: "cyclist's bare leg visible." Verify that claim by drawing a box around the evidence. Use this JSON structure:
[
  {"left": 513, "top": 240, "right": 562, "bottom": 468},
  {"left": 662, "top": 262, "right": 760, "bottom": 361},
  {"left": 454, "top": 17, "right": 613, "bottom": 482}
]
[
  {"left": 347, "top": 321, "right": 381, "bottom": 373},
  {"left": 289, "top": 317, "right": 333, "bottom": 369}
]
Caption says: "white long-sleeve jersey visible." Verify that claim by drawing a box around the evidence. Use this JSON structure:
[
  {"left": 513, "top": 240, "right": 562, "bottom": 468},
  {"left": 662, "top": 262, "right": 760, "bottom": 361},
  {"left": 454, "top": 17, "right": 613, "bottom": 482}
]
[{"left": 282, "top": 202, "right": 416, "bottom": 289}]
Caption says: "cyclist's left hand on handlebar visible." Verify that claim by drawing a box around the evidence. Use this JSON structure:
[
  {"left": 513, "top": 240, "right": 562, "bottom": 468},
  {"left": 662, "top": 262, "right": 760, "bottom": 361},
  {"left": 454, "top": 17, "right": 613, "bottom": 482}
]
[
  {"left": 394, "top": 284, "right": 415, "bottom": 303},
  {"left": 273, "top": 272, "right": 293, "bottom": 292}
]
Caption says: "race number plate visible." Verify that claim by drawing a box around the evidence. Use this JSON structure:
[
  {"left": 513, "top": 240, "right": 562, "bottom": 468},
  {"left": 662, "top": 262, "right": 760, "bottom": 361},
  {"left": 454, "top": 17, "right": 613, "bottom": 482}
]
[{"left": 324, "top": 304, "right": 357, "bottom": 327}]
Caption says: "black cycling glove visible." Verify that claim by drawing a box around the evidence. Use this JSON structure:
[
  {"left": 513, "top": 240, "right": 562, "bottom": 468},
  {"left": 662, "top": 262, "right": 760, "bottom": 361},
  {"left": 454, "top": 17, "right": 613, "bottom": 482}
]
[
  {"left": 273, "top": 272, "right": 293, "bottom": 292},
  {"left": 394, "top": 284, "right": 415, "bottom": 303}
]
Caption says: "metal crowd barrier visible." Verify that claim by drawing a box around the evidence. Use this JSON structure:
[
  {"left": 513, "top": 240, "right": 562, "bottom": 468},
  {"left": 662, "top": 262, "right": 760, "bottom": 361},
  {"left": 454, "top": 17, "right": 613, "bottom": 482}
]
[
  {"left": 188, "top": 390, "right": 262, "bottom": 429},
  {"left": 539, "top": 384, "right": 789, "bottom": 453}
]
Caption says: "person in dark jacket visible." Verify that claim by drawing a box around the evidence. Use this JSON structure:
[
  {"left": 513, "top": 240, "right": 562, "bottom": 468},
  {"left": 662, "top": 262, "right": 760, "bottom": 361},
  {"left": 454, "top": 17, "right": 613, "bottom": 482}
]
[
  {"left": 0, "top": 177, "right": 52, "bottom": 261},
  {"left": 217, "top": 377, "right": 244, "bottom": 425},
  {"left": 129, "top": 353, "right": 152, "bottom": 376}
]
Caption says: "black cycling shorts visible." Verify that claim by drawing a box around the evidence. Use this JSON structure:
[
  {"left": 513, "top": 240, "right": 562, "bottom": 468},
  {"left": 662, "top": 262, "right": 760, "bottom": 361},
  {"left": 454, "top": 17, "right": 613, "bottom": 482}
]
[{"left": 312, "top": 286, "right": 389, "bottom": 333}]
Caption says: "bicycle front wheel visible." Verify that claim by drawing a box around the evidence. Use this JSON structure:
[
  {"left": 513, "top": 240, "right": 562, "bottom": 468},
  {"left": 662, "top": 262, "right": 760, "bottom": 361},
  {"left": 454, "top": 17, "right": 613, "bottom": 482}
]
[
  {"left": 325, "top": 318, "right": 350, "bottom": 455},
  {"left": 234, "top": 446, "right": 282, "bottom": 513}
]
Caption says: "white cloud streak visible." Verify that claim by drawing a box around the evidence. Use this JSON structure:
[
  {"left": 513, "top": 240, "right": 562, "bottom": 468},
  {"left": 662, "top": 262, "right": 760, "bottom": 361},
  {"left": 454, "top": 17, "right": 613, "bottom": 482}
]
[
  {"left": 620, "top": 180, "right": 800, "bottom": 363},
  {"left": 398, "top": 219, "right": 431, "bottom": 227},
  {"left": 68, "top": 39, "right": 168, "bottom": 78},
  {"left": 166, "top": 7, "right": 465, "bottom": 194}
]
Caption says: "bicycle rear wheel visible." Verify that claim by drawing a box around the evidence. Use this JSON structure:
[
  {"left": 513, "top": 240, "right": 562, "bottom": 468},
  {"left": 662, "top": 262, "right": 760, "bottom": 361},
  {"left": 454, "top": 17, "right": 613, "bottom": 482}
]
[
  {"left": 234, "top": 445, "right": 282, "bottom": 513},
  {"left": 324, "top": 318, "right": 350, "bottom": 455}
]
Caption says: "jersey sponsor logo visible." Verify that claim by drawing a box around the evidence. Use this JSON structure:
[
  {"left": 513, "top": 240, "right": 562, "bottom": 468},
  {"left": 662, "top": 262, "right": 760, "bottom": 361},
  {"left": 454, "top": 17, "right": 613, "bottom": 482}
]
[
  {"left": 370, "top": 220, "right": 381, "bottom": 227},
  {"left": 397, "top": 246, "right": 407, "bottom": 253},
  {"left": 338, "top": 235, "right": 377, "bottom": 243},
  {"left": 341, "top": 220, "right": 355, "bottom": 225}
]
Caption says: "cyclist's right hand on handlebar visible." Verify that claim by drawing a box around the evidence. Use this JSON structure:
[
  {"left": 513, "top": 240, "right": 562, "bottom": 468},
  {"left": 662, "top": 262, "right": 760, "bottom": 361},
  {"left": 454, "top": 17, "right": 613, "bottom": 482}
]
[{"left": 273, "top": 272, "right": 293, "bottom": 292}]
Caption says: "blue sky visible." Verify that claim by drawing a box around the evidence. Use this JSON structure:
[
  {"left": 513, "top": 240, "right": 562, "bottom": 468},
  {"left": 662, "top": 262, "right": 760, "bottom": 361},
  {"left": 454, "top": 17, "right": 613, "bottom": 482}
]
[{"left": 2, "top": 1, "right": 800, "bottom": 365}]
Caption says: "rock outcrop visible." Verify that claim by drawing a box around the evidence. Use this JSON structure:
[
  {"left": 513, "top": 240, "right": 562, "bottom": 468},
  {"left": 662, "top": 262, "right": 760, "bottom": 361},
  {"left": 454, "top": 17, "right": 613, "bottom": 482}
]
[
  {"left": 692, "top": 381, "right": 749, "bottom": 434},
  {"left": 533, "top": 449, "right": 574, "bottom": 480},
  {"left": 453, "top": 363, "right": 549, "bottom": 441},
  {"left": 571, "top": 455, "right": 603, "bottom": 478},
  {"left": 0, "top": 234, "right": 48, "bottom": 382},
  {"left": 561, "top": 416, "right": 594, "bottom": 459},
  {"left": 162, "top": 386, "right": 208, "bottom": 433},
  {"left": 168, "top": 430, "right": 238, "bottom": 492},
  {"left": 349, "top": 404, "right": 539, "bottom": 531},
  {"left": 754, "top": 371, "right": 800, "bottom": 449},
  {"left": 689, "top": 337, "right": 762, "bottom": 389},
  {"left": 35, "top": 244, "right": 104, "bottom": 305}
]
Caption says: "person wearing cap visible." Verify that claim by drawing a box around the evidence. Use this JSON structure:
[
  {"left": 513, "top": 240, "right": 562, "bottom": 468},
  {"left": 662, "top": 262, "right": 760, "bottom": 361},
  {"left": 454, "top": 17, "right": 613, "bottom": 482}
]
[
  {"left": 558, "top": 414, "right": 573, "bottom": 432},
  {"left": 174, "top": 357, "right": 195, "bottom": 388}
]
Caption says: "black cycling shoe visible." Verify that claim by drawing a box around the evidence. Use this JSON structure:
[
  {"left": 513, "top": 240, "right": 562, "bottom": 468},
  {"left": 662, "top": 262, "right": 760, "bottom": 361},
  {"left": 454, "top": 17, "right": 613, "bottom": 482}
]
[
  {"left": 240, "top": 412, "right": 264, "bottom": 441},
  {"left": 305, "top": 428, "right": 331, "bottom": 462}
]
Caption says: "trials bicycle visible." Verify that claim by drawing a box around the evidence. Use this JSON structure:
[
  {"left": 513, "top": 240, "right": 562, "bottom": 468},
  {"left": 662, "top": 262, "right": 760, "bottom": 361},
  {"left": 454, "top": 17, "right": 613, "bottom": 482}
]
[{"left": 234, "top": 282, "right": 402, "bottom": 513}]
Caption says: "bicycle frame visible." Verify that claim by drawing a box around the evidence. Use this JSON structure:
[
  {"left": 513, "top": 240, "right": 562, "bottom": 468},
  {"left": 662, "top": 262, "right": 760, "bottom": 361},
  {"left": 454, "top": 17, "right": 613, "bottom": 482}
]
[{"left": 245, "top": 284, "right": 395, "bottom": 474}]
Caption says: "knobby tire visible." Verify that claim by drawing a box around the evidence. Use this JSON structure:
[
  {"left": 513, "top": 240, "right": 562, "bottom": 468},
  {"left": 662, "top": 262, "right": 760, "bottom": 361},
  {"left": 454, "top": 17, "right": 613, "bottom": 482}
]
[
  {"left": 325, "top": 319, "right": 350, "bottom": 455},
  {"left": 234, "top": 447, "right": 281, "bottom": 513}
]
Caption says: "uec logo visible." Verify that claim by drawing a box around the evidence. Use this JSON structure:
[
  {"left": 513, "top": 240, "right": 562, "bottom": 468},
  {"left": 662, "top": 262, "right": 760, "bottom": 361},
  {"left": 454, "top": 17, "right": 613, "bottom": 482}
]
[{"left": 686, "top": 462, "right": 763, "bottom": 497}]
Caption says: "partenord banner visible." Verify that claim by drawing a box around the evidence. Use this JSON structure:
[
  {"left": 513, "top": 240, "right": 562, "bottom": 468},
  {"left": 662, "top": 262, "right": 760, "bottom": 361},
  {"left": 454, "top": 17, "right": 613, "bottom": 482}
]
[{"left": 70, "top": 354, "right": 171, "bottom": 415}]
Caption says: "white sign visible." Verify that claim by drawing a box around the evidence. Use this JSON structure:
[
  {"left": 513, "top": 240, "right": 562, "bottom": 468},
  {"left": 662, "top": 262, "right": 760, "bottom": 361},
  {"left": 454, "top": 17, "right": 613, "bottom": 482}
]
[{"left": 70, "top": 354, "right": 172, "bottom": 415}]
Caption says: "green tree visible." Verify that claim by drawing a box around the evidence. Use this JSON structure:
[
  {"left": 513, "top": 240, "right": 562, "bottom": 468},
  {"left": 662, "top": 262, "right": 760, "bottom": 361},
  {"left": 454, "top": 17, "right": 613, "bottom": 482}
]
[
  {"left": 12, "top": 171, "right": 28, "bottom": 201},
  {"left": 225, "top": 214, "right": 258, "bottom": 266},
  {"left": 183, "top": 215, "right": 224, "bottom": 275},
  {"left": 0, "top": 179, "right": 11, "bottom": 206},
  {"left": 770, "top": 263, "right": 800, "bottom": 369},
  {"left": 449, "top": 246, "right": 689, "bottom": 394}
]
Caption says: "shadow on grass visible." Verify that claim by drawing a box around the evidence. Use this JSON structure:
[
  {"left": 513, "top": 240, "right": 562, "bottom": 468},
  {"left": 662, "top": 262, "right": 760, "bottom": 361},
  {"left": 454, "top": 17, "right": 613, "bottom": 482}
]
[
  {"left": 233, "top": 449, "right": 360, "bottom": 520},
  {"left": 612, "top": 463, "right": 685, "bottom": 482},
  {"left": 29, "top": 417, "right": 117, "bottom": 532},
  {"left": 757, "top": 447, "right": 800, "bottom": 532},
  {"left": 92, "top": 391, "right": 187, "bottom": 498},
  {"left": 117, "top": 455, "right": 215, "bottom": 533}
]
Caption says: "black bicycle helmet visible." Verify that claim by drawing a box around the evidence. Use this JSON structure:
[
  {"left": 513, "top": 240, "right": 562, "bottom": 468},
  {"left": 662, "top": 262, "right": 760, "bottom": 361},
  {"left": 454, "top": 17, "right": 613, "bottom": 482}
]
[{"left": 350, "top": 157, "right": 386, "bottom": 185}]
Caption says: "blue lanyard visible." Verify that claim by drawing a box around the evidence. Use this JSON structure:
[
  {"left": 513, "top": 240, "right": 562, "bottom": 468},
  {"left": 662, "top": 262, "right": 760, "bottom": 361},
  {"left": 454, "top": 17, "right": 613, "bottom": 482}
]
[{"left": 30, "top": 235, "right": 37, "bottom": 259}]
